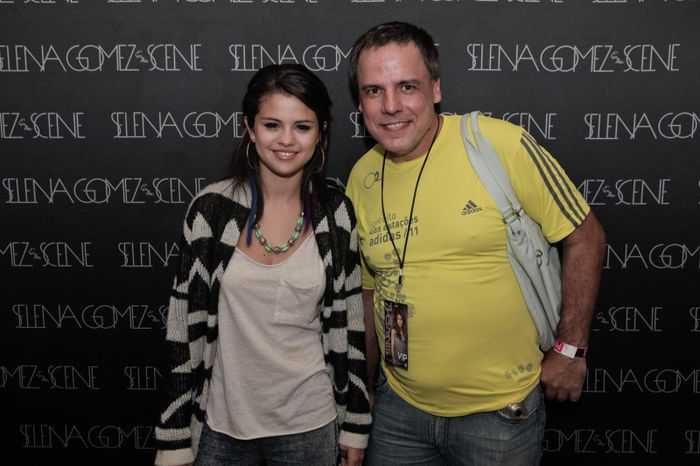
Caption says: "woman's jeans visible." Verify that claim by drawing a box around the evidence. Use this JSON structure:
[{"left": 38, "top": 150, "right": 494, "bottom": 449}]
[
  {"left": 366, "top": 371, "right": 545, "bottom": 466},
  {"left": 194, "top": 419, "right": 337, "bottom": 466}
]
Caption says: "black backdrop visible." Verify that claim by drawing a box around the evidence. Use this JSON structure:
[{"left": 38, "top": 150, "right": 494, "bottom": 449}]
[{"left": 1, "top": 1, "right": 699, "bottom": 465}]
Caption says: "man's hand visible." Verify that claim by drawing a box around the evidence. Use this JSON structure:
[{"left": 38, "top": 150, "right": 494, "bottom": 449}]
[
  {"left": 540, "top": 350, "right": 587, "bottom": 402},
  {"left": 339, "top": 444, "right": 365, "bottom": 466},
  {"left": 541, "top": 211, "right": 604, "bottom": 403}
]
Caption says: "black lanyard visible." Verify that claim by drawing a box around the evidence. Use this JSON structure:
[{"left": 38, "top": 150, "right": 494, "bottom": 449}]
[{"left": 380, "top": 117, "right": 441, "bottom": 292}]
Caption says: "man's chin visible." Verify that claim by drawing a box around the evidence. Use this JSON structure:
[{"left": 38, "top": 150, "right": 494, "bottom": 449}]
[
  {"left": 375, "top": 138, "right": 411, "bottom": 156},
  {"left": 382, "top": 143, "right": 413, "bottom": 159}
]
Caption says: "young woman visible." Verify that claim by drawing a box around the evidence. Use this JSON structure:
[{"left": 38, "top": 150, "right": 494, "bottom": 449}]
[
  {"left": 390, "top": 309, "right": 407, "bottom": 368},
  {"left": 154, "top": 64, "right": 371, "bottom": 466}
]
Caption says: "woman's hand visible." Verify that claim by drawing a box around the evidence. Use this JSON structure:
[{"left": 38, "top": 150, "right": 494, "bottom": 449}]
[{"left": 339, "top": 444, "right": 365, "bottom": 466}]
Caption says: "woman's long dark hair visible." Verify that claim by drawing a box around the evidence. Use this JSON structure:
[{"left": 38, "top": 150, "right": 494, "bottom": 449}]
[
  {"left": 393, "top": 308, "right": 407, "bottom": 336},
  {"left": 229, "top": 64, "right": 332, "bottom": 245}
]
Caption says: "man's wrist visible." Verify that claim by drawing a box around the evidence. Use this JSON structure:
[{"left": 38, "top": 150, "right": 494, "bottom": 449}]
[{"left": 553, "top": 339, "right": 588, "bottom": 359}]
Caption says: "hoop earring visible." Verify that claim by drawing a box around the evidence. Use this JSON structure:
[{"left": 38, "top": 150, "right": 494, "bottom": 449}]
[
  {"left": 314, "top": 146, "right": 326, "bottom": 174},
  {"left": 246, "top": 141, "right": 256, "bottom": 170}
]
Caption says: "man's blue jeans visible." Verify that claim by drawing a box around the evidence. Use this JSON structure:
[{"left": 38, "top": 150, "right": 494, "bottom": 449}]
[
  {"left": 193, "top": 420, "right": 338, "bottom": 466},
  {"left": 366, "top": 371, "right": 545, "bottom": 466}
]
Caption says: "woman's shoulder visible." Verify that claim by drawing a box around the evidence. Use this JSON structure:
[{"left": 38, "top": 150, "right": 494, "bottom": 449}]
[
  {"left": 188, "top": 178, "right": 251, "bottom": 212},
  {"left": 321, "top": 180, "right": 356, "bottom": 222},
  {"left": 312, "top": 180, "right": 356, "bottom": 234},
  {"left": 322, "top": 178, "right": 353, "bottom": 208}
]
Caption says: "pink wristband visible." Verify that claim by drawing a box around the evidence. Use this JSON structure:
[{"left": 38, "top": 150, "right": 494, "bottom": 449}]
[{"left": 553, "top": 340, "right": 588, "bottom": 359}]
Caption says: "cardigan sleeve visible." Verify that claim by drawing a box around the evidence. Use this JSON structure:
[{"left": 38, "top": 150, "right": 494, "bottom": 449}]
[
  {"left": 153, "top": 182, "right": 248, "bottom": 465},
  {"left": 337, "top": 197, "right": 372, "bottom": 449},
  {"left": 154, "top": 217, "right": 198, "bottom": 464}
]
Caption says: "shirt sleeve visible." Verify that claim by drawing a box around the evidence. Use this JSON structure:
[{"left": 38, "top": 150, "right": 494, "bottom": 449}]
[{"left": 482, "top": 117, "right": 590, "bottom": 244}]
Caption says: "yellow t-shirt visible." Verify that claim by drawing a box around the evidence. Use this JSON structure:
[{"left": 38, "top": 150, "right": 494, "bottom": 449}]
[{"left": 345, "top": 114, "right": 590, "bottom": 416}]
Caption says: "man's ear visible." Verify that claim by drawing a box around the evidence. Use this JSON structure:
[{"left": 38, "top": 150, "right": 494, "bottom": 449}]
[{"left": 432, "top": 78, "right": 442, "bottom": 104}]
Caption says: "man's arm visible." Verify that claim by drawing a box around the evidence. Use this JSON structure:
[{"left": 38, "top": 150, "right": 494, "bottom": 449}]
[
  {"left": 362, "top": 289, "right": 379, "bottom": 408},
  {"left": 540, "top": 210, "right": 606, "bottom": 402}
]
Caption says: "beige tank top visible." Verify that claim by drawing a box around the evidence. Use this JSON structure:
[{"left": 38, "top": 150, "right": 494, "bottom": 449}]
[{"left": 205, "top": 235, "right": 336, "bottom": 439}]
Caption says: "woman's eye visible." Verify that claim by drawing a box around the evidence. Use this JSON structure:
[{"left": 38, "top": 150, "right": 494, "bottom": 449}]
[{"left": 263, "top": 122, "right": 278, "bottom": 129}]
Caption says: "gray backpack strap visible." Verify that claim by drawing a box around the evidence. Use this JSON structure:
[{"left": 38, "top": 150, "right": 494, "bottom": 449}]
[
  {"left": 460, "top": 112, "right": 523, "bottom": 236},
  {"left": 460, "top": 111, "right": 561, "bottom": 350}
]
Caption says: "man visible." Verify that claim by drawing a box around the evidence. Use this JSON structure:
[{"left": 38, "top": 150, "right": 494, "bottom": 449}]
[{"left": 345, "top": 22, "right": 605, "bottom": 465}]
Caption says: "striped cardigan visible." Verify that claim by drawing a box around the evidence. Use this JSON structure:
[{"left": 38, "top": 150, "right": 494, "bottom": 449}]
[{"left": 154, "top": 179, "right": 371, "bottom": 465}]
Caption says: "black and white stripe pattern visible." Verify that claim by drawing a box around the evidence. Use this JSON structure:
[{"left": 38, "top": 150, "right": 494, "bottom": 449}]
[{"left": 154, "top": 179, "right": 371, "bottom": 465}]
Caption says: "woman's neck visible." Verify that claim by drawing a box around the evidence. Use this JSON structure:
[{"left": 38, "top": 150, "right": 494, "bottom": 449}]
[{"left": 259, "top": 171, "right": 303, "bottom": 205}]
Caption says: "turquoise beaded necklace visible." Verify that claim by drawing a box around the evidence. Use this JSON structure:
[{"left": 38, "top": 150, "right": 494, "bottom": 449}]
[{"left": 253, "top": 211, "right": 304, "bottom": 254}]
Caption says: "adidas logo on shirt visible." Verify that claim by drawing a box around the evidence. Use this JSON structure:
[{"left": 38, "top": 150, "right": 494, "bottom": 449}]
[{"left": 461, "top": 200, "right": 483, "bottom": 215}]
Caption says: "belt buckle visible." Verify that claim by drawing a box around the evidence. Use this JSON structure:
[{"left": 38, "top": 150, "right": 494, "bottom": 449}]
[{"left": 499, "top": 402, "right": 528, "bottom": 420}]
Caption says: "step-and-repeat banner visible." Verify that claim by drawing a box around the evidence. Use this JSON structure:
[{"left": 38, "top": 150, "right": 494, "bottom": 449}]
[{"left": 1, "top": 1, "right": 698, "bottom": 465}]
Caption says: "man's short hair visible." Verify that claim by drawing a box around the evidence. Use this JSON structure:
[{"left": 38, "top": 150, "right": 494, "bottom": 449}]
[{"left": 348, "top": 21, "right": 440, "bottom": 105}]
